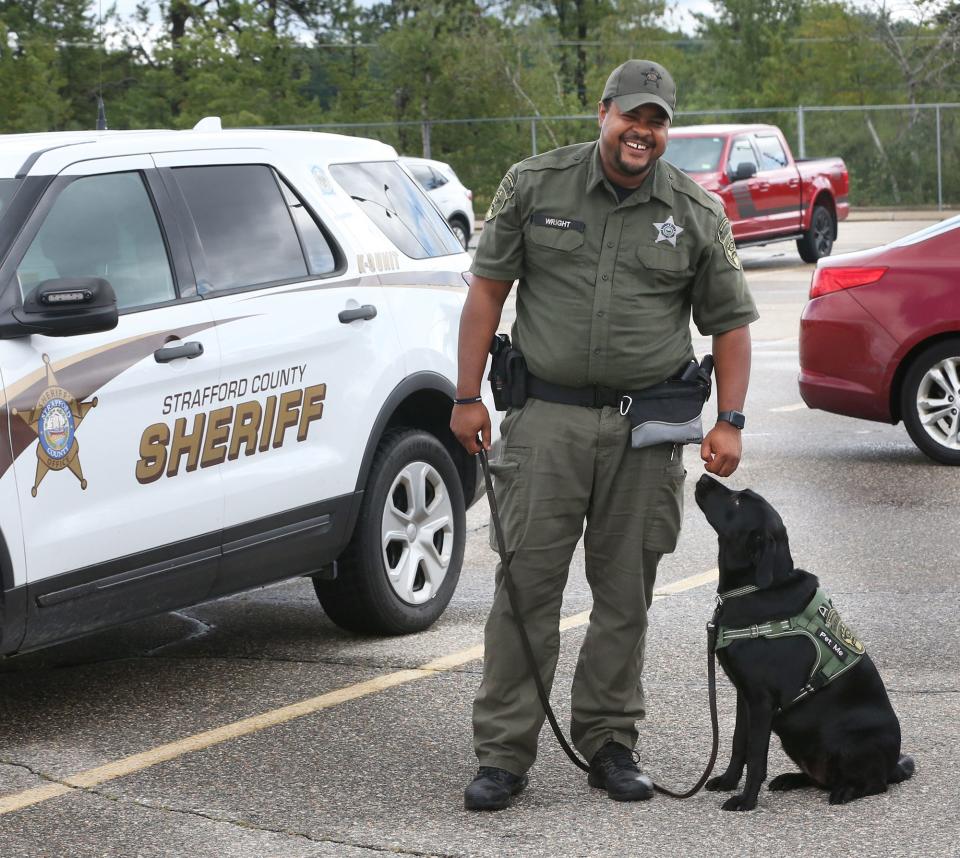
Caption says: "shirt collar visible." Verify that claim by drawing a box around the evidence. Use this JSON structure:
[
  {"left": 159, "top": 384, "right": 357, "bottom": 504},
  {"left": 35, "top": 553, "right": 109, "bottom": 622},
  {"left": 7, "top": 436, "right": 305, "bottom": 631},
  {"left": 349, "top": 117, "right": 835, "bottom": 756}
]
[{"left": 585, "top": 142, "right": 675, "bottom": 207}]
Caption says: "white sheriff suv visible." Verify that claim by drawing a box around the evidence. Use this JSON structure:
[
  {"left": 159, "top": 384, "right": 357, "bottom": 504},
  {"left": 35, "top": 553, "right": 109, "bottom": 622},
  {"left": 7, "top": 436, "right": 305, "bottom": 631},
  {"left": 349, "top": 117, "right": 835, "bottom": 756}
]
[{"left": 0, "top": 122, "right": 488, "bottom": 655}]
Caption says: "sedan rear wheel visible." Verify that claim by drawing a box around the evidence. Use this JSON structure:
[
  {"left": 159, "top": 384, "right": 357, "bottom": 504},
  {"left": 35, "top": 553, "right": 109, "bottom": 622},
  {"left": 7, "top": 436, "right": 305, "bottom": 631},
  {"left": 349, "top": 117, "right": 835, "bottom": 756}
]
[{"left": 901, "top": 338, "right": 960, "bottom": 465}]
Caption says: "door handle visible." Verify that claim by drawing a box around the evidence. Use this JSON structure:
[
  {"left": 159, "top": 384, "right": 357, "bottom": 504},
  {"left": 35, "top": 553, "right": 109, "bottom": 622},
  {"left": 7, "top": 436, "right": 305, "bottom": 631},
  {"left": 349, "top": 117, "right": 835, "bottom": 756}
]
[
  {"left": 154, "top": 341, "right": 204, "bottom": 363},
  {"left": 338, "top": 304, "right": 377, "bottom": 323}
]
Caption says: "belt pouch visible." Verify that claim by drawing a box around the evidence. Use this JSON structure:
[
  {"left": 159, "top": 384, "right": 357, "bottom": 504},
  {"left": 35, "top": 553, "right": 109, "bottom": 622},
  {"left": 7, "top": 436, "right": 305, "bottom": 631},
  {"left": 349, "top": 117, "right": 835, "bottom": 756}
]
[
  {"left": 625, "top": 379, "right": 709, "bottom": 449},
  {"left": 487, "top": 334, "right": 528, "bottom": 410},
  {"left": 503, "top": 350, "right": 528, "bottom": 409}
]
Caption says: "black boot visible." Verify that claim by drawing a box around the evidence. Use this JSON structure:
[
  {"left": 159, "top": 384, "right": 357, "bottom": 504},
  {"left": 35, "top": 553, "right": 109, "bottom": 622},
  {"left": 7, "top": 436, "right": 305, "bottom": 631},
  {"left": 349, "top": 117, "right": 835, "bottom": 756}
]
[
  {"left": 588, "top": 741, "right": 654, "bottom": 801},
  {"left": 464, "top": 766, "right": 528, "bottom": 811}
]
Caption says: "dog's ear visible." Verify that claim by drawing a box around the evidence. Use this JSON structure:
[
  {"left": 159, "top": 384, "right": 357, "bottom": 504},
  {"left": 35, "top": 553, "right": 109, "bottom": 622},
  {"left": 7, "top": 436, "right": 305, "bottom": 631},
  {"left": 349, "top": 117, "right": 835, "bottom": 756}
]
[{"left": 752, "top": 531, "right": 777, "bottom": 588}]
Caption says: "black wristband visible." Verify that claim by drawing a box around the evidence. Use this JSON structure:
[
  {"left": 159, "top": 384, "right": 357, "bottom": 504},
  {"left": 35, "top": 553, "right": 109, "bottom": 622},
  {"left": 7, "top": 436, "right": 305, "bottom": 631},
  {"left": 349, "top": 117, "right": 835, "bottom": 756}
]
[{"left": 454, "top": 395, "right": 483, "bottom": 405}]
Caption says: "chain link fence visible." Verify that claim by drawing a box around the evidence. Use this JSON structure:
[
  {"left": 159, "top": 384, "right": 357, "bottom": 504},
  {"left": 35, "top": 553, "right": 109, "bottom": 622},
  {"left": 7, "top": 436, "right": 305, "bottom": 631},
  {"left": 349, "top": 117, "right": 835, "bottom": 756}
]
[{"left": 276, "top": 103, "right": 959, "bottom": 212}]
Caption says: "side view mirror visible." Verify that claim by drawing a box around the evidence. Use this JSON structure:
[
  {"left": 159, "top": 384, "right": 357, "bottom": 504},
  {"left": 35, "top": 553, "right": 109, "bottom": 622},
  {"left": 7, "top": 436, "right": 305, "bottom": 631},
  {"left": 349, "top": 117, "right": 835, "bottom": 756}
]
[
  {"left": 729, "top": 162, "right": 758, "bottom": 182},
  {"left": 0, "top": 277, "right": 119, "bottom": 339}
]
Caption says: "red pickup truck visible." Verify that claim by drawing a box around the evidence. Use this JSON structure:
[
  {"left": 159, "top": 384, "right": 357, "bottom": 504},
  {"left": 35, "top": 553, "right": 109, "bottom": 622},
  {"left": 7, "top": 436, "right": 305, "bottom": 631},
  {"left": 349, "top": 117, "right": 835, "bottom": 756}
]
[{"left": 665, "top": 124, "right": 849, "bottom": 262}]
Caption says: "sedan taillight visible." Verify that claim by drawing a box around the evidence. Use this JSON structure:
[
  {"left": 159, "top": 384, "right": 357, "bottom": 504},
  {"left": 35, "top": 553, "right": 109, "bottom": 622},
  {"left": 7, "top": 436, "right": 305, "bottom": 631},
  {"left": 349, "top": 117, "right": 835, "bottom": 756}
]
[{"left": 810, "top": 266, "right": 888, "bottom": 299}]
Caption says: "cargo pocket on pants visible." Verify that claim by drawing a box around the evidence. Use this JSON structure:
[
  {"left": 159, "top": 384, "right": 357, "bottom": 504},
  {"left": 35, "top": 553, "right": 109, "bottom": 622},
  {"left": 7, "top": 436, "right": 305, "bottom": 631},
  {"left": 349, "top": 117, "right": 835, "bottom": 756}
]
[
  {"left": 642, "top": 463, "right": 686, "bottom": 554},
  {"left": 487, "top": 446, "right": 531, "bottom": 554}
]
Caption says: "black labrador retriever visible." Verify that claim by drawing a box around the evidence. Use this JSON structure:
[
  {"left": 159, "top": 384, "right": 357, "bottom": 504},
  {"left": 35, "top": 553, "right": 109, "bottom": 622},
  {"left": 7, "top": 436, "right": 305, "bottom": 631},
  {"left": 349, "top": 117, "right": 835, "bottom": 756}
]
[{"left": 694, "top": 474, "right": 914, "bottom": 811}]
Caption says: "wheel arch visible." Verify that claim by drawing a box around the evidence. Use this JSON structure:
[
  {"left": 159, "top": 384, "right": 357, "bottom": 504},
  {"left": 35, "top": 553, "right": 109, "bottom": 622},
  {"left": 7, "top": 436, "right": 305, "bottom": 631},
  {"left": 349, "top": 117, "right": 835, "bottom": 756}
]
[
  {"left": 448, "top": 211, "right": 471, "bottom": 237},
  {"left": 353, "top": 371, "right": 476, "bottom": 508},
  {"left": 0, "top": 527, "right": 27, "bottom": 655},
  {"left": 889, "top": 331, "right": 960, "bottom": 423}
]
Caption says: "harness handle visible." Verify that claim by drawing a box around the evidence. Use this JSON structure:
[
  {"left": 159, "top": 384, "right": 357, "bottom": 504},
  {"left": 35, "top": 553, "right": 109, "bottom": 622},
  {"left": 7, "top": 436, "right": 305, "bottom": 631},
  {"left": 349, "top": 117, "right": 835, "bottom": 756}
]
[{"left": 478, "top": 444, "right": 720, "bottom": 797}]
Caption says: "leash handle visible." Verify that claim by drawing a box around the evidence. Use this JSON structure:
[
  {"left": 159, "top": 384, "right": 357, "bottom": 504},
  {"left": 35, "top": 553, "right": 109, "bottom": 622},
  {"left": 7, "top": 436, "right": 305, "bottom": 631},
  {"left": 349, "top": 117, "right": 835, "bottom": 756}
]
[{"left": 478, "top": 441, "right": 720, "bottom": 795}]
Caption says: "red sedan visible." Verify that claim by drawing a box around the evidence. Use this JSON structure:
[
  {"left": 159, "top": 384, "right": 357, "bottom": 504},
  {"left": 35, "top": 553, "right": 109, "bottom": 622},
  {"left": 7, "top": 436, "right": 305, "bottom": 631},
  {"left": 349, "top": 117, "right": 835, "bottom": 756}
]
[{"left": 799, "top": 216, "right": 960, "bottom": 464}]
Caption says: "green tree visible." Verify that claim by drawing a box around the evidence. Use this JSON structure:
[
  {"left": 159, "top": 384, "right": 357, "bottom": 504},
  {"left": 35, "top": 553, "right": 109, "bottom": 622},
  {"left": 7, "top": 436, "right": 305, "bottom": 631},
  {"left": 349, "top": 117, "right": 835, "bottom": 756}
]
[{"left": 0, "top": 21, "right": 70, "bottom": 131}]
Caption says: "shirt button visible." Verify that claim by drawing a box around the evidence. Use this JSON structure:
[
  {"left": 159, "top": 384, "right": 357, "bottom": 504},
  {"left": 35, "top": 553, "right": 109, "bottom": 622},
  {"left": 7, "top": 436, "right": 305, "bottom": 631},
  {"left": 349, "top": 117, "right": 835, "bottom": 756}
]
[
  {"left": 593, "top": 348, "right": 601, "bottom": 355},
  {"left": 601, "top": 274, "right": 608, "bottom": 280},
  {"left": 596, "top": 311, "right": 604, "bottom": 317},
  {"left": 607, "top": 241, "right": 614, "bottom": 248}
]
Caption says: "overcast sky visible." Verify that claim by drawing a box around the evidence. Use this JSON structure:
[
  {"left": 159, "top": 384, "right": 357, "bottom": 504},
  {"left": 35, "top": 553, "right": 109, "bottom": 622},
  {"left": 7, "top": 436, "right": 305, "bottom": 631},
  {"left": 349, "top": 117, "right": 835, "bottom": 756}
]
[{"left": 109, "top": 0, "right": 717, "bottom": 39}]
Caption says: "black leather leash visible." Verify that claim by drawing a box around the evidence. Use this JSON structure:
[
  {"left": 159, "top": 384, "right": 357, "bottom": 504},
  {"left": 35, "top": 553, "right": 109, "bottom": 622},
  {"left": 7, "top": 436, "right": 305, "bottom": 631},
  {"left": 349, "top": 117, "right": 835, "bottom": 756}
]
[{"left": 478, "top": 444, "right": 720, "bottom": 798}]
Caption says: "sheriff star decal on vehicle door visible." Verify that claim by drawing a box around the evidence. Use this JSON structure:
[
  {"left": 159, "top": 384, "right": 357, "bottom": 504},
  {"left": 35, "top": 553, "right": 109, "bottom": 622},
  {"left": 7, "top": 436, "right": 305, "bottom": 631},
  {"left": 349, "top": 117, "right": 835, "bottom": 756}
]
[{"left": 12, "top": 353, "right": 98, "bottom": 497}]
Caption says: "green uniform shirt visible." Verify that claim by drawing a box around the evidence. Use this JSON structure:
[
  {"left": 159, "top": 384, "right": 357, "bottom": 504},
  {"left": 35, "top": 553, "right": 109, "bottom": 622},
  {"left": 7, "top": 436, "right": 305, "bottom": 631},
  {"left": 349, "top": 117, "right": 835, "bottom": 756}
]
[{"left": 471, "top": 141, "right": 759, "bottom": 390}]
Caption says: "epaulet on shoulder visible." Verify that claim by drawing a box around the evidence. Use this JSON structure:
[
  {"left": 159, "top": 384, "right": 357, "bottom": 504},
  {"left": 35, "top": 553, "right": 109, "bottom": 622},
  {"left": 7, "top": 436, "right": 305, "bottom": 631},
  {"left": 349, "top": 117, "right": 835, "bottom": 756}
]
[
  {"left": 664, "top": 160, "right": 725, "bottom": 218},
  {"left": 517, "top": 142, "right": 593, "bottom": 173}
]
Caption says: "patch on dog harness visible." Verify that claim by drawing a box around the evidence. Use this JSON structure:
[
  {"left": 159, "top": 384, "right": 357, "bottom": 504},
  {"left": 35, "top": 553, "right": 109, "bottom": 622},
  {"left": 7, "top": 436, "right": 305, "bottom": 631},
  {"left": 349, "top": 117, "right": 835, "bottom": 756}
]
[
  {"left": 714, "top": 588, "right": 866, "bottom": 710},
  {"left": 817, "top": 600, "right": 865, "bottom": 658}
]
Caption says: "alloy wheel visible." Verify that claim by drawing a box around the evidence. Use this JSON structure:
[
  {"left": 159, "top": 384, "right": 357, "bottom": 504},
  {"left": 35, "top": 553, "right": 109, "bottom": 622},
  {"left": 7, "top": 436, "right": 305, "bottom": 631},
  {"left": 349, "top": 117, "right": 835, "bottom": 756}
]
[
  {"left": 813, "top": 208, "right": 833, "bottom": 256},
  {"left": 915, "top": 356, "right": 960, "bottom": 451}
]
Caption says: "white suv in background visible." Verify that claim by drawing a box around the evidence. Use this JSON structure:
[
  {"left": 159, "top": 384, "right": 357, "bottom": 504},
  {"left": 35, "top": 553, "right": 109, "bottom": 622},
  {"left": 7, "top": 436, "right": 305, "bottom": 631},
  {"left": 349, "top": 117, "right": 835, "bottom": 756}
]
[
  {"left": 0, "top": 123, "right": 493, "bottom": 657},
  {"left": 400, "top": 156, "right": 476, "bottom": 248}
]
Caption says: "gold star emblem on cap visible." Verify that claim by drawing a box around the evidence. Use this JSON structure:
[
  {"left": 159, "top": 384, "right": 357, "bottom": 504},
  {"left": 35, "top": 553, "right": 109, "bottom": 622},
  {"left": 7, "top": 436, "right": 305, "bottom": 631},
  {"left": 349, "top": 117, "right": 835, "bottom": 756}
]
[
  {"left": 653, "top": 215, "right": 684, "bottom": 247},
  {"left": 12, "top": 354, "right": 98, "bottom": 497}
]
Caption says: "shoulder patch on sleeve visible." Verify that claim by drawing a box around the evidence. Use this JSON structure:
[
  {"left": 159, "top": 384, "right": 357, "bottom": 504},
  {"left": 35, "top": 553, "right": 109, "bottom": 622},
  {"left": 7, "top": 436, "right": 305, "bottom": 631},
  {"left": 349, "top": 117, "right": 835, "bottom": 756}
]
[
  {"left": 485, "top": 170, "right": 516, "bottom": 221},
  {"left": 718, "top": 216, "right": 742, "bottom": 270}
]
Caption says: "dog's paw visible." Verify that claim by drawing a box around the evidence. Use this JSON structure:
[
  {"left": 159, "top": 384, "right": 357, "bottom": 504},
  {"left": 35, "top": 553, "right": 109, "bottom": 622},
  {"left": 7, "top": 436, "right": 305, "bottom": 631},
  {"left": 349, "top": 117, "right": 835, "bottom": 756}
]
[
  {"left": 721, "top": 794, "right": 758, "bottom": 811},
  {"left": 705, "top": 774, "right": 740, "bottom": 792}
]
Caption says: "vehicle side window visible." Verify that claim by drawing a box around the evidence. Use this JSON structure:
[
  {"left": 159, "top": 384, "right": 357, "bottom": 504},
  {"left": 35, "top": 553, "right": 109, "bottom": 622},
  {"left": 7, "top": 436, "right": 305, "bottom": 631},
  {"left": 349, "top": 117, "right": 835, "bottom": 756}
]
[
  {"left": 409, "top": 164, "right": 435, "bottom": 188},
  {"left": 329, "top": 161, "right": 462, "bottom": 259},
  {"left": 172, "top": 164, "right": 307, "bottom": 292},
  {"left": 16, "top": 172, "right": 176, "bottom": 311},
  {"left": 429, "top": 167, "right": 448, "bottom": 189},
  {"left": 276, "top": 175, "right": 337, "bottom": 275},
  {"left": 755, "top": 135, "right": 789, "bottom": 170},
  {"left": 726, "top": 137, "right": 758, "bottom": 174}
]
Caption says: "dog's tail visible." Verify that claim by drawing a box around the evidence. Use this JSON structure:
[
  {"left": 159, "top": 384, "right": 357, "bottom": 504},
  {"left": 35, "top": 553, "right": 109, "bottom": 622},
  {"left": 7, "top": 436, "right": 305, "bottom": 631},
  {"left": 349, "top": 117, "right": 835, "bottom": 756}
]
[{"left": 888, "top": 754, "right": 915, "bottom": 784}]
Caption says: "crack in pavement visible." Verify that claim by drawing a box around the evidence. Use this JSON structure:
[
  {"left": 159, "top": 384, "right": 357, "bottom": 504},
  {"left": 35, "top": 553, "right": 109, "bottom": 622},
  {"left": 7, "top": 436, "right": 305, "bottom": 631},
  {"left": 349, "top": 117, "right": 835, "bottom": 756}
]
[
  {"left": 0, "top": 758, "right": 60, "bottom": 781},
  {"left": 0, "top": 757, "right": 455, "bottom": 856},
  {"left": 71, "top": 785, "right": 458, "bottom": 857}
]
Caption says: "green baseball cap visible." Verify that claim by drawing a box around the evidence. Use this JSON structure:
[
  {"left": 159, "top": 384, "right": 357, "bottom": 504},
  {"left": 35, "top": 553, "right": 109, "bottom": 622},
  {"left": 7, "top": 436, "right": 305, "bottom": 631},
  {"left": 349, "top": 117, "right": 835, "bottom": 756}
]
[{"left": 601, "top": 60, "right": 676, "bottom": 121}]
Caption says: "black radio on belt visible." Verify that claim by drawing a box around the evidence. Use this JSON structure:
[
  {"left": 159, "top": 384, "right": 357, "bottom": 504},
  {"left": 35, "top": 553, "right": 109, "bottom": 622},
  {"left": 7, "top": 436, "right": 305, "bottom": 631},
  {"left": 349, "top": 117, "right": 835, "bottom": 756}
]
[{"left": 488, "top": 334, "right": 528, "bottom": 411}]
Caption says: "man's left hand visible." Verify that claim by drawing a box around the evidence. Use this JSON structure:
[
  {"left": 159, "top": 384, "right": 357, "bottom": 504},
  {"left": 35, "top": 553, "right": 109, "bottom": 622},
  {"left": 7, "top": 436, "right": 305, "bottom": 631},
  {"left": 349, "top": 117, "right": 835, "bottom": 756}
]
[{"left": 700, "top": 422, "right": 742, "bottom": 476}]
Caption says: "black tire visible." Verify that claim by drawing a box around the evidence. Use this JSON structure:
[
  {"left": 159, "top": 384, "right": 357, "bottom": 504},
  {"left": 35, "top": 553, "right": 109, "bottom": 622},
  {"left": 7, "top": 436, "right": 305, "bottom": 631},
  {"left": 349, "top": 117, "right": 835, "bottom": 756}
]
[
  {"left": 314, "top": 428, "right": 466, "bottom": 634},
  {"left": 448, "top": 217, "right": 470, "bottom": 249},
  {"left": 796, "top": 204, "right": 835, "bottom": 263},
  {"left": 900, "top": 338, "right": 960, "bottom": 465}
]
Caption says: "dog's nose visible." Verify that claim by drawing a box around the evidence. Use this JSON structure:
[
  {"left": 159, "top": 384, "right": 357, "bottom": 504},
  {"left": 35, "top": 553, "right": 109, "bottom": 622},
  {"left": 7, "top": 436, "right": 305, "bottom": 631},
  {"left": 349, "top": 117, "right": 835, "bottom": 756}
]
[{"left": 697, "top": 474, "right": 717, "bottom": 490}]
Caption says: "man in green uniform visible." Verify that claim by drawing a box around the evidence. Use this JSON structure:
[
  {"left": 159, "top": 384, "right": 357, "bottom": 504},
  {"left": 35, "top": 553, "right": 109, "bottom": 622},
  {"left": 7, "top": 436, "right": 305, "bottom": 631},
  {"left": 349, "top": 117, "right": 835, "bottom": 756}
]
[{"left": 450, "top": 59, "right": 758, "bottom": 811}]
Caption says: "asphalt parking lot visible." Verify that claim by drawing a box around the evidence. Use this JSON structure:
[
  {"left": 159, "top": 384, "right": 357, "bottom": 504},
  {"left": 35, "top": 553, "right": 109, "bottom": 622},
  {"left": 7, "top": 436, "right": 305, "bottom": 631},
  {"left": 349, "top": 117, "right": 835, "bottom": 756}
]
[{"left": 0, "top": 217, "right": 957, "bottom": 857}]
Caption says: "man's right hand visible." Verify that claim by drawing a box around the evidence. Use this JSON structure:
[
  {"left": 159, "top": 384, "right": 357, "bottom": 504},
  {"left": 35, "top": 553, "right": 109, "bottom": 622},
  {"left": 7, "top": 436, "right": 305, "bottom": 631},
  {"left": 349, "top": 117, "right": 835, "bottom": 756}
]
[{"left": 451, "top": 402, "right": 491, "bottom": 454}]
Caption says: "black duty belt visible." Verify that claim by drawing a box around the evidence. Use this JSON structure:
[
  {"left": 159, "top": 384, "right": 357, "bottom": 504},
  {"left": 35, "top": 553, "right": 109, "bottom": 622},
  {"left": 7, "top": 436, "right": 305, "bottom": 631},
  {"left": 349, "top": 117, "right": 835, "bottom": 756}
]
[{"left": 527, "top": 374, "right": 630, "bottom": 409}]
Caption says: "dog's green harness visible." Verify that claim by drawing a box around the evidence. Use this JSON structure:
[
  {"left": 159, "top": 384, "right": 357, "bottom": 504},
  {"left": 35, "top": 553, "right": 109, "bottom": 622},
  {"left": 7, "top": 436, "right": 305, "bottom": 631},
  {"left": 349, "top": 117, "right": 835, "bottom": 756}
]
[{"left": 713, "top": 586, "right": 866, "bottom": 709}]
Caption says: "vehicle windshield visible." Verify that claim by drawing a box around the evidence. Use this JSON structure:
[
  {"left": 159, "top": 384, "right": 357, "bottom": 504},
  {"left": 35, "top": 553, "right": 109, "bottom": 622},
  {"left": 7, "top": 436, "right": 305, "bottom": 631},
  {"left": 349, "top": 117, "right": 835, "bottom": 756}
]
[
  {"left": 888, "top": 215, "right": 960, "bottom": 248},
  {"left": 0, "top": 177, "right": 23, "bottom": 249},
  {"left": 0, "top": 178, "right": 19, "bottom": 217},
  {"left": 329, "top": 161, "right": 463, "bottom": 259},
  {"left": 665, "top": 137, "right": 725, "bottom": 173}
]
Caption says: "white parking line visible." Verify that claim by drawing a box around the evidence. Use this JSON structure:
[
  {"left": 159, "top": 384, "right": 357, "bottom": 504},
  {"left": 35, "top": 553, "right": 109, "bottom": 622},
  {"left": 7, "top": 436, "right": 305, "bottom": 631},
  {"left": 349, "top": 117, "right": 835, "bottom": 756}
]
[
  {"left": 770, "top": 403, "right": 807, "bottom": 413},
  {"left": 0, "top": 567, "right": 718, "bottom": 817}
]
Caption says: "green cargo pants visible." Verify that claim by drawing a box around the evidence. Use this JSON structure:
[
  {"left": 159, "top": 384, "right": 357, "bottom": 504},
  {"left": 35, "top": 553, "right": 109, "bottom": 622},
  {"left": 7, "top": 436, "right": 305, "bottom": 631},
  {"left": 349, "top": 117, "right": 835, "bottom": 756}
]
[{"left": 474, "top": 397, "right": 685, "bottom": 775}]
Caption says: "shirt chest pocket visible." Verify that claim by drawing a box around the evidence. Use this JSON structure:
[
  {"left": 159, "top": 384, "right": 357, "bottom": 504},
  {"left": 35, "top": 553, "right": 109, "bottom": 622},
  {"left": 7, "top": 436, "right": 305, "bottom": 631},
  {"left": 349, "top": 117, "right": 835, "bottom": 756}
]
[
  {"left": 633, "top": 244, "right": 692, "bottom": 293},
  {"left": 526, "top": 222, "right": 586, "bottom": 253}
]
